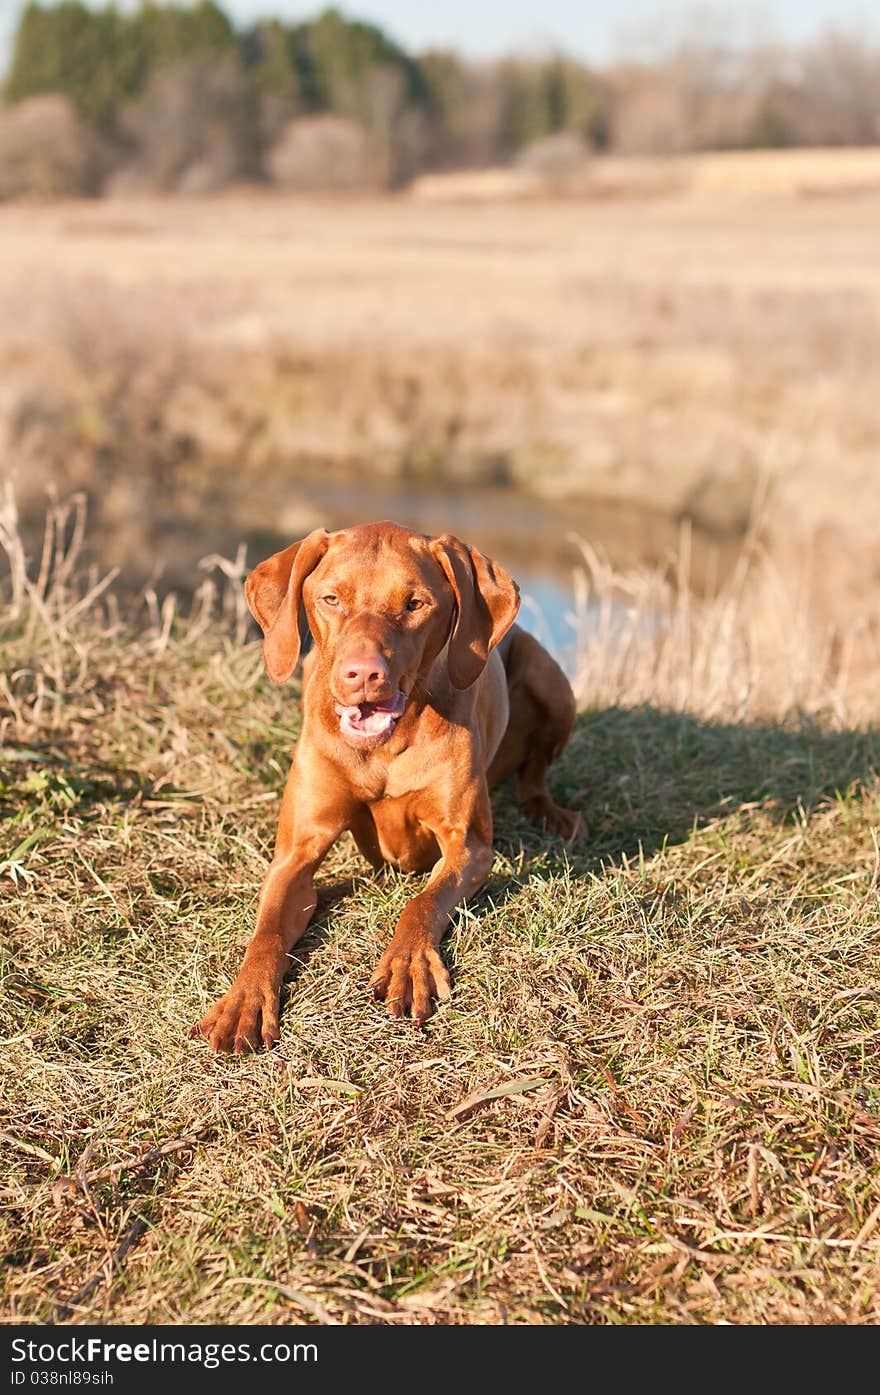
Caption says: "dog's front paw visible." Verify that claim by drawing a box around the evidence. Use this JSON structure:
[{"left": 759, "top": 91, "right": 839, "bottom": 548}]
[
  {"left": 368, "top": 938, "right": 451, "bottom": 1023},
  {"left": 190, "top": 974, "right": 281, "bottom": 1053}
]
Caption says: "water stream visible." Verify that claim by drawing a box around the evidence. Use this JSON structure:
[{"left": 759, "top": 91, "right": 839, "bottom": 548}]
[{"left": 245, "top": 474, "right": 739, "bottom": 675}]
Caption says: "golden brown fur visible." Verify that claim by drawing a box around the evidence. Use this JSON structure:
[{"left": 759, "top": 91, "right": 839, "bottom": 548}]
[{"left": 192, "top": 521, "right": 582, "bottom": 1052}]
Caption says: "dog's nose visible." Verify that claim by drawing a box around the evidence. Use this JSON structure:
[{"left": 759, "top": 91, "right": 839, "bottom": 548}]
[{"left": 339, "top": 654, "right": 390, "bottom": 700}]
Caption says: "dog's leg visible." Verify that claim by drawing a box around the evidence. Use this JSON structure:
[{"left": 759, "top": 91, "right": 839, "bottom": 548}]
[
  {"left": 488, "top": 625, "right": 584, "bottom": 840},
  {"left": 368, "top": 789, "right": 494, "bottom": 1022},
  {"left": 191, "top": 765, "right": 343, "bottom": 1052}
]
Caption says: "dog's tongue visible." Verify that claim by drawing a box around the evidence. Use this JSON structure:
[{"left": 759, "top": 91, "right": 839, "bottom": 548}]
[{"left": 335, "top": 690, "right": 406, "bottom": 740}]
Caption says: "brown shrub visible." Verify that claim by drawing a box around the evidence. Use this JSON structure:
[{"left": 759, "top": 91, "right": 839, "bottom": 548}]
[
  {"left": 265, "top": 115, "right": 378, "bottom": 192},
  {"left": 0, "top": 95, "right": 106, "bottom": 199},
  {"left": 514, "top": 131, "right": 591, "bottom": 175}
]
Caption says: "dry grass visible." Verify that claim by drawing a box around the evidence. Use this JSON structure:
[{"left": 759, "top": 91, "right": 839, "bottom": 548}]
[
  {"left": 2, "top": 494, "right": 880, "bottom": 1325},
  {"left": 412, "top": 147, "right": 880, "bottom": 203},
  {"left": 2, "top": 179, "right": 880, "bottom": 594}
]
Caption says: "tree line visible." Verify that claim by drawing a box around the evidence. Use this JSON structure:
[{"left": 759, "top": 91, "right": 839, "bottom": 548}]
[{"left": 2, "top": 2, "right": 879, "bottom": 195}]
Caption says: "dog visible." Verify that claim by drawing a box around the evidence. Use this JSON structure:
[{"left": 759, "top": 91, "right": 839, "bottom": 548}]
[{"left": 191, "top": 521, "right": 582, "bottom": 1051}]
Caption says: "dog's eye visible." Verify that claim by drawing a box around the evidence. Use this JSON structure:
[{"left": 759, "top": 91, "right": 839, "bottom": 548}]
[
  {"left": 322, "top": 594, "right": 339, "bottom": 607},
  {"left": 406, "top": 598, "right": 425, "bottom": 612}
]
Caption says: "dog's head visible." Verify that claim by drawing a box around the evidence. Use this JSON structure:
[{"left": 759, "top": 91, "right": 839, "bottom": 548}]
[{"left": 245, "top": 521, "right": 520, "bottom": 747}]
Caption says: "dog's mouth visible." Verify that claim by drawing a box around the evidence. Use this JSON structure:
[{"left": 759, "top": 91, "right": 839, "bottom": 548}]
[{"left": 334, "top": 690, "right": 407, "bottom": 745}]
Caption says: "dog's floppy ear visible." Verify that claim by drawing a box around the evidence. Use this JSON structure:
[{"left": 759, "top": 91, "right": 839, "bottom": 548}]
[
  {"left": 245, "top": 529, "right": 329, "bottom": 684},
  {"left": 430, "top": 534, "right": 519, "bottom": 690}
]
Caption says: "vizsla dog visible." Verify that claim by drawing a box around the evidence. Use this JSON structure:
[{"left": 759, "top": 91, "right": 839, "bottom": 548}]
[{"left": 192, "top": 522, "right": 582, "bottom": 1052}]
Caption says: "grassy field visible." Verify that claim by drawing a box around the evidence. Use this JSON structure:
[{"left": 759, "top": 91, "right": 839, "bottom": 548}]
[
  {"left": 2, "top": 499, "right": 880, "bottom": 1324},
  {"left": 1, "top": 174, "right": 880, "bottom": 596},
  {"left": 412, "top": 146, "right": 880, "bottom": 203}
]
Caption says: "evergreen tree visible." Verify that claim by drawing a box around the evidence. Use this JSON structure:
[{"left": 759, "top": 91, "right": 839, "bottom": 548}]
[
  {"left": 7, "top": 2, "right": 126, "bottom": 122},
  {"left": 6, "top": 1, "right": 236, "bottom": 127}
]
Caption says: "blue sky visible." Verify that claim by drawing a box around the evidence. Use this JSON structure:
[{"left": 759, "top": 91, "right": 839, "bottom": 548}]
[
  {"left": 245, "top": 2, "right": 873, "bottom": 59},
  {"left": 1, "top": 0, "right": 874, "bottom": 71}
]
